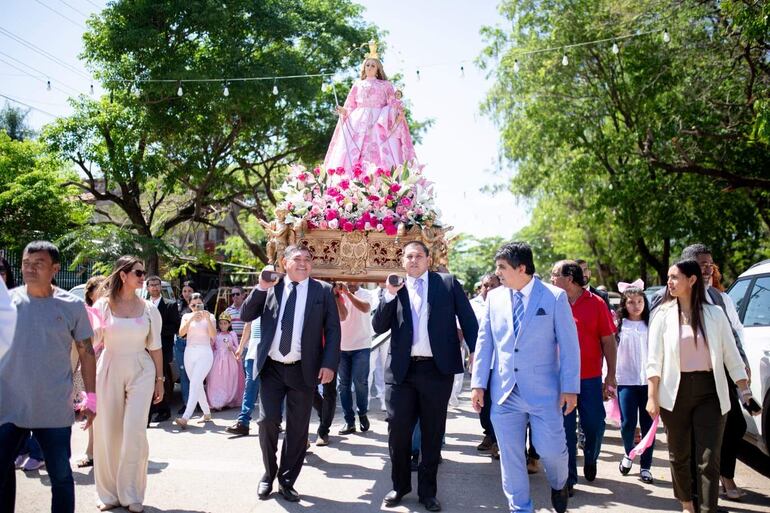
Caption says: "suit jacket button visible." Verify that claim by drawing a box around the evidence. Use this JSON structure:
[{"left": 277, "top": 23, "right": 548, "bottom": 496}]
[
  {"left": 514, "top": 348, "right": 519, "bottom": 352},
  {"left": 514, "top": 368, "right": 518, "bottom": 372}
]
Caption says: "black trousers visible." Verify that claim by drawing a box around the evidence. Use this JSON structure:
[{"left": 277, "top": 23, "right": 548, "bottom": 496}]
[
  {"left": 479, "top": 374, "right": 496, "bottom": 441},
  {"left": 257, "top": 359, "right": 315, "bottom": 487},
  {"left": 313, "top": 376, "right": 338, "bottom": 437},
  {"left": 719, "top": 382, "right": 746, "bottom": 479},
  {"left": 150, "top": 354, "right": 173, "bottom": 416},
  {"left": 387, "top": 359, "right": 453, "bottom": 500},
  {"left": 660, "top": 371, "right": 726, "bottom": 513}
]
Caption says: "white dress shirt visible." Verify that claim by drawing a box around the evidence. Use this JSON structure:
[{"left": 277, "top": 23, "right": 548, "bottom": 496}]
[
  {"left": 268, "top": 277, "right": 309, "bottom": 363},
  {"left": 150, "top": 296, "right": 161, "bottom": 307},
  {"left": 383, "top": 270, "right": 431, "bottom": 356},
  {"left": 511, "top": 275, "right": 536, "bottom": 313}
]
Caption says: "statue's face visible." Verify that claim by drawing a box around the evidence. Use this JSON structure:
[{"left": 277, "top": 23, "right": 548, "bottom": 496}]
[{"left": 364, "top": 59, "right": 378, "bottom": 78}]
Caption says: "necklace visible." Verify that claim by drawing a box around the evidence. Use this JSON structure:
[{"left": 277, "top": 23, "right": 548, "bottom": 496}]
[{"left": 680, "top": 311, "right": 691, "bottom": 324}]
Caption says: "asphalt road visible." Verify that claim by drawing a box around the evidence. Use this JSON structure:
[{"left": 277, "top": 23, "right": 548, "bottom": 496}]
[{"left": 14, "top": 384, "right": 770, "bottom": 513}]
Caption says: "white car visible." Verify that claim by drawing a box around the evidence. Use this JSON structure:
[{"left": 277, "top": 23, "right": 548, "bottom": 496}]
[{"left": 726, "top": 259, "right": 770, "bottom": 456}]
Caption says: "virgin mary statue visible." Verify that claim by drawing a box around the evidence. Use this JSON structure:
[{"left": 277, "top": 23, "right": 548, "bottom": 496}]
[{"left": 323, "top": 41, "right": 417, "bottom": 174}]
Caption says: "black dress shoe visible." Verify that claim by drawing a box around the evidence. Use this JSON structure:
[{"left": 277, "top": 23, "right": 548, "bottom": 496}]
[
  {"left": 383, "top": 490, "right": 409, "bottom": 507},
  {"left": 420, "top": 497, "right": 442, "bottom": 512},
  {"left": 568, "top": 484, "right": 575, "bottom": 497},
  {"left": 154, "top": 410, "right": 171, "bottom": 423},
  {"left": 278, "top": 484, "right": 300, "bottom": 502},
  {"left": 257, "top": 480, "right": 272, "bottom": 500},
  {"left": 177, "top": 406, "right": 185, "bottom": 415},
  {"left": 584, "top": 462, "right": 597, "bottom": 482},
  {"left": 225, "top": 422, "right": 250, "bottom": 436},
  {"left": 338, "top": 424, "right": 356, "bottom": 435},
  {"left": 551, "top": 485, "right": 569, "bottom": 513},
  {"left": 359, "top": 415, "right": 370, "bottom": 432}
]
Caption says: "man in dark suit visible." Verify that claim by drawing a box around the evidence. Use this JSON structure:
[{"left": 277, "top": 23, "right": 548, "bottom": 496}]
[
  {"left": 373, "top": 241, "right": 478, "bottom": 512},
  {"left": 147, "top": 275, "right": 180, "bottom": 423},
  {"left": 241, "top": 245, "right": 341, "bottom": 503},
  {"left": 576, "top": 259, "right": 611, "bottom": 311}
]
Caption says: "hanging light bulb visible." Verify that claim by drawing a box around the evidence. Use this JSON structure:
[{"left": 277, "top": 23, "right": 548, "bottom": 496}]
[
  {"left": 89, "top": 84, "right": 94, "bottom": 95},
  {"left": 416, "top": 69, "right": 421, "bottom": 81},
  {"left": 562, "top": 54, "right": 569, "bottom": 66},
  {"left": 272, "top": 80, "right": 279, "bottom": 95},
  {"left": 513, "top": 59, "right": 520, "bottom": 73},
  {"left": 46, "top": 80, "right": 51, "bottom": 91},
  {"left": 177, "top": 82, "right": 183, "bottom": 96},
  {"left": 223, "top": 82, "right": 229, "bottom": 97},
  {"left": 460, "top": 65, "right": 465, "bottom": 78},
  {"left": 612, "top": 42, "right": 619, "bottom": 54},
  {"left": 662, "top": 29, "right": 670, "bottom": 44}
]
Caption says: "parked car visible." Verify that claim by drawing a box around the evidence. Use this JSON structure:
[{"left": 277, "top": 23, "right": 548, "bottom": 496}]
[
  {"left": 726, "top": 259, "right": 770, "bottom": 456},
  {"left": 69, "top": 280, "right": 175, "bottom": 302}
]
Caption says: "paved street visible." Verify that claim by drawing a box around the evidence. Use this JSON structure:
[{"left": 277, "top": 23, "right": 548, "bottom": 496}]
[{"left": 15, "top": 384, "right": 770, "bottom": 513}]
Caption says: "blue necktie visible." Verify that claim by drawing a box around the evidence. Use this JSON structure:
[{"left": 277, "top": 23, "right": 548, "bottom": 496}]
[{"left": 512, "top": 290, "right": 524, "bottom": 340}]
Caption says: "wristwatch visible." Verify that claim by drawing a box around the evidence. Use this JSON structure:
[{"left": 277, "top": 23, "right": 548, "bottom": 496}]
[{"left": 156, "top": 376, "right": 165, "bottom": 382}]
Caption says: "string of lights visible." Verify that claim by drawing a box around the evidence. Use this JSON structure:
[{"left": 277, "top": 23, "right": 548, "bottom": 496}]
[{"left": 0, "top": 27, "right": 672, "bottom": 98}]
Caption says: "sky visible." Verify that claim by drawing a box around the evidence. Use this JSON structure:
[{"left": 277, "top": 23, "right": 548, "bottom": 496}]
[{"left": 1, "top": 0, "right": 530, "bottom": 239}]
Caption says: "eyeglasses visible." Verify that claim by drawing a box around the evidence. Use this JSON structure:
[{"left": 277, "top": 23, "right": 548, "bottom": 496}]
[
  {"left": 231, "top": 292, "right": 241, "bottom": 297},
  {"left": 131, "top": 269, "right": 147, "bottom": 277}
]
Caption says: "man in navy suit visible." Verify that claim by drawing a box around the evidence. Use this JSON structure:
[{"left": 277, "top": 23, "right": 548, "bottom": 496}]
[
  {"left": 373, "top": 241, "right": 478, "bottom": 512},
  {"left": 471, "top": 242, "right": 580, "bottom": 513},
  {"left": 241, "top": 245, "right": 341, "bottom": 503}
]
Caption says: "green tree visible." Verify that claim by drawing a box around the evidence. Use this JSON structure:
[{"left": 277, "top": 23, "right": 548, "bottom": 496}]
[
  {"left": 0, "top": 132, "right": 90, "bottom": 251},
  {"left": 448, "top": 234, "right": 505, "bottom": 294},
  {"left": 46, "top": 0, "right": 380, "bottom": 272},
  {"left": 0, "top": 103, "right": 34, "bottom": 142},
  {"left": 482, "top": 0, "right": 770, "bottom": 284}
]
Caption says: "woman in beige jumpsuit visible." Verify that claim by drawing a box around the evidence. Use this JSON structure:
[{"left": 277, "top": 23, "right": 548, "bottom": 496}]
[{"left": 92, "top": 256, "right": 163, "bottom": 512}]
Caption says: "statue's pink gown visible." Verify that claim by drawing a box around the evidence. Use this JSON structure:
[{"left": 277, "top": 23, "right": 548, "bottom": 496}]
[{"left": 323, "top": 77, "right": 417, "bottom": 173}]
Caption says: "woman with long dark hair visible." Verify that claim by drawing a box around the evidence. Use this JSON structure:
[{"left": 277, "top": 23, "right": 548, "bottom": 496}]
[
  {"left": 92, "top": 256, "right": 162, "bottom": 512},
  {"left": 646, "top": 260, "right": 757, "bottom": 513}
]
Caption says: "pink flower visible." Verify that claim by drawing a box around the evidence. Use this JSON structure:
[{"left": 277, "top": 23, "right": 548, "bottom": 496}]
[
  {"left": 384, "top": 224, "right": 398, "bottom": 236},
  {"left": 362, "top": 175, "right": 372, "bottom": 185},
  {"left": 326, "top": 187, "right": 339, "bottom": 197},
  {"left": 389, "top": 183, "right": 401, "bottom": 193},
  {"left": 396, "top": 205, "right": 406, "bottom": 215},
  {"left": 319, "top": 220, "right": 329, "bottom": 229},
  {"left": 382, "top": 215, "right": 394, "bottom": 225},
  {"left": 400, "top": 197, "right": 412, "bottom": 207},
  {"left": 336, "top": 167, "right": 345, "bottom": 176},
  {"left": 342, "top": 221, "right": 354, "bottom": 232},
  {"left": 368, "top": 194, "right": 380, "bottom": 202},
  {"left": 325, "top": 209, "right": 338, "bottom": 221},
  {"left": 297, "top": 173, "right": 308, "bottom": 182},
  {"left": 339, "top": 179, "right": 350, "bottom": 190},
  {"left": 355, "top": 219, "right": 366, "bottom": 231},
  {"left": 375, "top": 168, "right": 385, "bottom": 177},
  {"left": 376, "top": 223, "right": 384, "bottom": 232},
  {"left": 313, "top": 167, "right": 321, "bottom": 175},
  {"left": 386, "top": 194, "right": 395, "bottom": 202},
  {"left": 353, "top": 167, "right": 363, "bottom": 178},
  {"left": 328, "top": 219, "right": 339, "bottom": 230},
  {"left": 384, "top": 169, "right": 392, "bottom": 177}
]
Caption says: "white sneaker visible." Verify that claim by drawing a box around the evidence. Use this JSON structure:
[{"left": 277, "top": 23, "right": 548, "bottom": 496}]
[
  {"left": 14, "top": 455, "right": 27, "bottom": 469},
  {"left": 22, "top": 457, "right": 45, "bottom": 471}
]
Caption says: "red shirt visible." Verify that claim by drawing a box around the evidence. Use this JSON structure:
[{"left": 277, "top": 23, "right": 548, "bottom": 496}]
[{"left": 570, "top": 290, "right": 616, "bottom": 379}]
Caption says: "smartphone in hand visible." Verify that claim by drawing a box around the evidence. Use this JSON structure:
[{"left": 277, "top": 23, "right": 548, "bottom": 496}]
[
  {"left": 743, "top": 396, "right": 762, "bottom": 415},
  {"left": 388, "top": 274, "right": 404, "bottom": 287},
  {"left": 261, "top": 270, "right": 285, "bottom": 283}
]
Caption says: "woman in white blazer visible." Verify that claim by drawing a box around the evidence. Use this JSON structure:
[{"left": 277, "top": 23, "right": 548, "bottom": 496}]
[{"left": 646, "top": 260, "right": 756, "bottom": 513}]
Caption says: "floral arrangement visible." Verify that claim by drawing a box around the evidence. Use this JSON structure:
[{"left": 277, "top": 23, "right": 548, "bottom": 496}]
[{"left": 277, "top": 162, "right": 443, "bottom": 235}]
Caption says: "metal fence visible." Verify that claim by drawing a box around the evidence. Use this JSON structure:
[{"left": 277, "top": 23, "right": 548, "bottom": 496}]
[{"left": 0, "top": 249, "right": 94, "bottom": 291}]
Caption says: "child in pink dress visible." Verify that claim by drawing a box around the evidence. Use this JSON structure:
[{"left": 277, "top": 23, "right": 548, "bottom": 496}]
[{"left": 205, "top": 313, "right": 245, "bottom": 410}]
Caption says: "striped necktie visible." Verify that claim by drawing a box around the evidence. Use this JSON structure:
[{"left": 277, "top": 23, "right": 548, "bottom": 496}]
[
  {"left": 512, "top": 290, "right": 524, "bottom": 340},
  {"left": 411, "top": 278, "right": 424, "bottom": 345}
]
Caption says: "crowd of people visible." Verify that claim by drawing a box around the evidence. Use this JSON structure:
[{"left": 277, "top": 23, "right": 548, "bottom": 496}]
[{"left": 0, "top": 239, "right": 762, "bottom": 513}]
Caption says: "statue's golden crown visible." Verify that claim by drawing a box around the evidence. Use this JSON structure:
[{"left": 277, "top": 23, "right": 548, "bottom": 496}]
[{"left": 366, "top": 40, "right": 379, "bottom": 60}]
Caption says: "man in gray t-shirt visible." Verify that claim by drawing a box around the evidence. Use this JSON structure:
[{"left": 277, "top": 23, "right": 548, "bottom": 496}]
[{"left": 0, "top": 241, "right": 96, "bottom": 513}]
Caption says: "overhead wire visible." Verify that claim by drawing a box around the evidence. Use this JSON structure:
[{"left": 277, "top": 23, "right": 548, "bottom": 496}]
[
  {"left": 0, "top": 50, "right": 82, "bottom": 94},
  {"left": 32, "top": 0, "right": 86, "bottom": 29},
  {"left": 0, "top": 92, "right": 58, "bottom": 118},
  {"left": 0, "top": 26, "right": 92, "bottom": 80}
]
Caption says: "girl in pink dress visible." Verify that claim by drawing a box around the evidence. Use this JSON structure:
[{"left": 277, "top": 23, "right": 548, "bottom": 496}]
[
  {"left": 205, "top": 312, "right": 245, "bottom": 410},
  {"left": 323, "top": 44, "right": 417, "bottom": 174}
]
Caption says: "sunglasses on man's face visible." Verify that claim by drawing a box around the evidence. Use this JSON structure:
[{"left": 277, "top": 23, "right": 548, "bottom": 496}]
[{"left": 231, "top": 292, "right": 241, "bottom": 297}]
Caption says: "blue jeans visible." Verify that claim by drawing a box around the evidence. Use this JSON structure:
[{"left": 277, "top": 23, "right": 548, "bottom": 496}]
[
  {"left": 0, "top": 423, "right": 74, "bottom": 513},
  {"left": 618, "top": 385, "right": 654, "bottom": 470},
  {"left": 174, "top": 335, "right": 190, "bottom": 406},
  {"left": 237, "top": 358, "right": 261, "bottom": 425},
  {"left": 563, "top": 376, "right": 606, "bottom": 486},
  {"left": 17, "top": 434, "right": 44, "bottom": 461},
  {"left": 337, "top": 348, "right": 370, "bottom": 426}
]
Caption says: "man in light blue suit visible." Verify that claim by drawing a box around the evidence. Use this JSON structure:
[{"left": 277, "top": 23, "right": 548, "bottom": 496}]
[{"left": 471, "top": 242, "right": 580, "bottom": 513}]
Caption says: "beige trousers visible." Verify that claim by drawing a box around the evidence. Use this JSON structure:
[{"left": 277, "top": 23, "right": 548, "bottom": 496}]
[{"left": 94, "top": 351, "right": 155, "bottom": 506}]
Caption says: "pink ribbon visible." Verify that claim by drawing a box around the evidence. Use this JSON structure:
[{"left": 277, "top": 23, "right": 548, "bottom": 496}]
[
  {"left": 604, "top": 395, "right": 621, "bottom": 426},
  {"left": 76, "top": 391, "right": 97, "bottom": 413},
  {"left": 627, "top": 415, "right": 659, "bottom": 459},
  {"left": 618, "top": 279, "right": 645, "bottom": 293}
]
